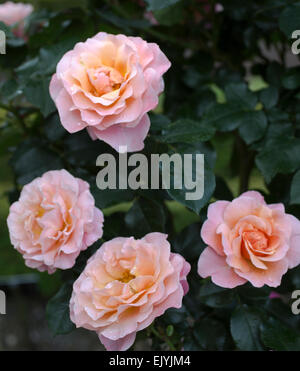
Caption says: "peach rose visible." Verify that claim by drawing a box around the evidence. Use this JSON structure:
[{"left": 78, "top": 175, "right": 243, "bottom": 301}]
[
  {"left": 7, "top": 169, "right": 104, "bottom": 274},
  {"left": 198, "top": 191, "right": 300, "bottom": 288},
  {"left": 70, "top": 233, "right": 190, "bottom": 351},
  {"left": 49, "top": 32, "right": 171, "bottom": 153},
  {"left": 0, "top": 2, "right": 33, "bottom": 38}
]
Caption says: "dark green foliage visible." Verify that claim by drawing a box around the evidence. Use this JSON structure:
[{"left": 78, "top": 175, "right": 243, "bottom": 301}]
[{"left": 1, "top": 0, "right": 300, "bottom": 351}]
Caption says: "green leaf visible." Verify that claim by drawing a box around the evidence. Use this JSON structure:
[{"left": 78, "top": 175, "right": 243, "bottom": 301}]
[
  {"left": 237, "top": 284, "right": 271, "bottom": 304},
  {"left": 259, "top": 86, "right": 279, "bottom": 109},
  {"left": 279, "top": 3, "right": 300, "bottom": 38},
  {"left": 225, "top": 82, "right": 257, "bottom": 109},
  {"left": 144, "top": 0, "right": 181, "bottom": 11},
  {"left": 199, "top": 280, "right": 235, "bottom": 308},
  {"left": 149, "top": 113, "right": 171, "bottom": 132},
  {"left": 125, "top": 196, "right": 167, "bottom": 238},
  {"left": 203, "top": 102, "right": 247, "bottom": 132},
  {"left": 282, "top": 68, "right": 300, "bottom": 90},
  {"left": 183, "top": 334, "right": 202, "bottom": 350},
  {"left": 163, "top": 306, "right": 187, "bottom": 326},
  {"left": 91, "top": 186, "right": 134, "bottom": 209},
  {"left": 11, "top": 139, "right": 64, "bottom": 185},
  {"left": 0, "top": 79, "right": 22, "bottom": 103},
  {"left": 194, "top": 318, "right": 228, "bottom": 351},
  {"left": 164, "top": 143, "right": 216, "bottom": 214},
  {"left": 214, "top": 176, "right": 233, "bottom": 201},
  {"left": 46, "top": 282, "right": 75, "bottom": 336},
  {"left": 263, "top": 297, "right": 299, "bottom": 329},
  {"left": 64, "top": 131, "right": 107, "bottom": 166},
  {"left": 172, "top": 223, "right": 204, "bottom": 262},
  {"left": 256, "top": 137, "right": 300, "bottom": 183},
  {"left": 16, "top": 57, "right": 40, "bottom": 83},
  {"left": 44, "top": 113, "right": 66, "bottom": 142},
  {"left": 261, "top": 317, "right": 300, "bottom": 351},
  {"left": 159, "top": 118, "right": 216, "bottom": 144},
  {"left": 103, "top": 212, "right": 132, "bottom": 240},
  {"left": 290, "top": 170, "right": 300, "bottom": 205},
  {"left": 238, "top": 110, "right": 267, "bottom": 144},
  {"left": 230, "top": 304, "right": 263, "bottom": 351},
  {"left": 23, "top": 76, "right": 56, "bottom": 117},
  {"left": 0, "top": 125, "right": 22, "bottom": 156},
  {"left": 267, "top": 109, "right": 290, "bottom": 124},
  {"left": 162, "top": 306, "right": 189, "bottom": 336},
  {"left": 253, "top": 121, "right": 293, "bottom": 153}
]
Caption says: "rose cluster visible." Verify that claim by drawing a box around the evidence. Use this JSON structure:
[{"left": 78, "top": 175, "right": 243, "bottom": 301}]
[{"left": 6, "top": 21, "right": 300, "bottom": 351}]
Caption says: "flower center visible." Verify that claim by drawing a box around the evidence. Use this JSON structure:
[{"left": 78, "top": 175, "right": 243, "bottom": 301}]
[
  {"left": 87, "top": 66, "right": 124, "bottom": 96},
  {"left": 242, "top": 230, "right": 274, "bottom": 258},
  {"left": 118, "top": 271, "right": 136, "bottom": 284}
]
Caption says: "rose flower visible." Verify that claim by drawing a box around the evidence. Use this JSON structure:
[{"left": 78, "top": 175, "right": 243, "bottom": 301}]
[
  {"left": 7, "top": 169, "right": 104, "bottom": 274},
  {"left": 50, "top": 32, "right": 171, "bottom": 153},
  {"left": 70, "top": 233, "right": 190, "bottom": 351},
  {"left": 198, "top": 191, "right": 300, "bottom": 288},
  {"left": 0, "top": 2, "right": 33, "bottom": 38}
]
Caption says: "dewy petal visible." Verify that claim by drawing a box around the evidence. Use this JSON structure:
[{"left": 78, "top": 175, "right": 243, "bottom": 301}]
[
  {"left": 49, "top": 74, "right": 64, "bottom": 101},
  {"left": 286, "top": 214, "right": 300, "bottom": 268},
  {"left": 201, "top": 219, "right": 225, "bottom": 256},
  {"left": 207, "top": 200, "right": 230, "bottom": 224},
  {"left": 223, "top": 196, "right": 263, "bottom": 229},
  {"left": 236, "top": 258, "right": 289, "bottom": 288},
  {"left": 87, "top": 114, "right": 150, "bottom": 153},
  {"left": 240, "top": 191, "right": 266, "bottom": 204},
  {"left": 55, "top": 89, "right": 87, "bottom": 133},
  {"left": 98, "top": 332, "right": 136, "bottom": 351},
  {"left": 198, "top": 247, "right": 246, "bottom": 288}
]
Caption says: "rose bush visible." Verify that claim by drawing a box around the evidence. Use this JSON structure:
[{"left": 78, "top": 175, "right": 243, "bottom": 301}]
[{"left": 1, "top": 0, "right": 300, "bottom": 351}]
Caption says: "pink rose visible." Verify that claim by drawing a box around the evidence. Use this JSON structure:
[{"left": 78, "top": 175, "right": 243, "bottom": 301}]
[
  {"left": 49, "top": 32, "right": 171, "bottom": 153},
  {"left": 7, "top": 169, "right": 104, "bottom": 274},
  {"left": 70, "top": 233, "right": 190, "bottom": 351},
  {"left": 0, "top": 2, "right": 33, "bottom": 38},
  {"left": 198, "top": 191, "right": 300, "bottom": 288}
]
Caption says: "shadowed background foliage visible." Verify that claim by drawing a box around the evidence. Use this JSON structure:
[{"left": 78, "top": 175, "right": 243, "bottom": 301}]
[{"left": 1, "top": 0, "right": 300, "bottom": 351}]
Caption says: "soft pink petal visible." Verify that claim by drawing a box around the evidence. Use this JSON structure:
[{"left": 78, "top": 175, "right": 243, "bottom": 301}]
[
  {"left": 286, "top": 214, "right": 300, "bottom": 268},
  {"left": 99, "top": 332, "right": 136, "bottom": 351},
  {"left": 87, "top": 114, "right": 150, "bottom": 153},
  {"left": 197, "top": 247, "right": 246, "bottom": 288}
]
